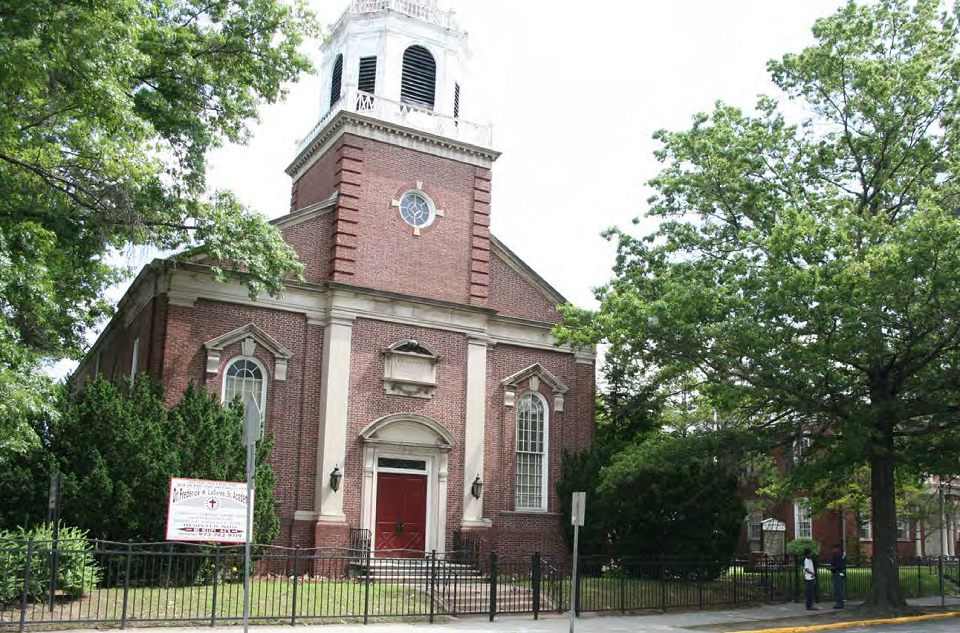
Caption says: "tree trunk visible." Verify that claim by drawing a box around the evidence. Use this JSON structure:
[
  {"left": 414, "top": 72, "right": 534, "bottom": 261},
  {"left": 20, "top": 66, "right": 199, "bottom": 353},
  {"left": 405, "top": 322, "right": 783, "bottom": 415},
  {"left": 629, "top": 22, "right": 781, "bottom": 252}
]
[{"left": 866, "top": 420, "right": 907, "bottom": 611}]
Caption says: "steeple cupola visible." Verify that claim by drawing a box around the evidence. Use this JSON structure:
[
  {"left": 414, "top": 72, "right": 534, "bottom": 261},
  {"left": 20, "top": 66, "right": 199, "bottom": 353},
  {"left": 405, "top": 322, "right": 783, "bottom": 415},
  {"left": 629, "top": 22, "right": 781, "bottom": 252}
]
[
  {"left": 298, "top": 0, "right": 491, "bottom": 152},
  {"left": 284, "top": 0, "right": 499, "bottom": 309}
]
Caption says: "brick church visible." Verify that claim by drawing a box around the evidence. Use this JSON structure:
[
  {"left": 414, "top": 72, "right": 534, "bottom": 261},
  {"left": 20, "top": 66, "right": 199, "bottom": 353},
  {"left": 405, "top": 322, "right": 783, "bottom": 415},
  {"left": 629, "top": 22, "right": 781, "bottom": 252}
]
[{"left": 75, "top": 0, "right": 596, "bottom": 558}]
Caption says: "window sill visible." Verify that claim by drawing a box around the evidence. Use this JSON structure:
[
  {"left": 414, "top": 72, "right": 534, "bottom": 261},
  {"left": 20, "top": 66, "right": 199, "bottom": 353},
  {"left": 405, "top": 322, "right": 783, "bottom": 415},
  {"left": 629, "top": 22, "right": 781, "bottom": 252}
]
[{"left": 501, "top": 509, "right": 561, "bottom": 517}]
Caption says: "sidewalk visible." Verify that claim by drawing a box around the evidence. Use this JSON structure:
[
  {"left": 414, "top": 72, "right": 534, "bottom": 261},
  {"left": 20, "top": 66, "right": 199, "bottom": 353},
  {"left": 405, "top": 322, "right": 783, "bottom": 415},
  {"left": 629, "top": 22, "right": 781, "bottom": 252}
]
[{"left": 50, "top": 597, "right": 960, "bottom": 633}]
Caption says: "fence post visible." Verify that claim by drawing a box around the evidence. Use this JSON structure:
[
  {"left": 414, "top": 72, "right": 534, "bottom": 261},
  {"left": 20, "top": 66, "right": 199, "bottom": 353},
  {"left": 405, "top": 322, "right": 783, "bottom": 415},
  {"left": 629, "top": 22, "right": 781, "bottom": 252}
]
[
  {"left": 659, "top": 562, "right": 667, "bottom": 613},
  {"left": 165, "top": 541, "right": 173, "bottom": 589},
  {"left": 120, "top": 540, "right": 133, "bottom": 630},
  {"left": 48, "top": 536, "right": 58, "bottom": 613},
  {"left": 363, "top": 545, "right": 371, "bottom": 625},
  {"left": 429, "top": 550, "right": 436, "bottom": 624},
  {"left": 697, "top": 564, "right": 704, "bottom": 610},
  {"left": 621, "top": 561, "right": 627, "bottom": 613},
  {"left": 794, "top": 556, "right": 801, "bottom": 603},
  {"left": 532, "top": 553, "right": 541, "bottom": 620},
  {"left": 19, "top": 537, "right": 33, "bottom": 633},
  {"left": 290, "top": 546, "right": 299, "bottom": 626},
  {"left": 733, "top": 561, "right": 739, "bottom": 605},
  {"left": 210, "top": 543, "right": 220, "bottom": 627},
  {"left": 917, "top": 559, "right": 922, "bottom": 597},
  {"left": 488, "top": 551, "right": 498, "bottom": 622}
]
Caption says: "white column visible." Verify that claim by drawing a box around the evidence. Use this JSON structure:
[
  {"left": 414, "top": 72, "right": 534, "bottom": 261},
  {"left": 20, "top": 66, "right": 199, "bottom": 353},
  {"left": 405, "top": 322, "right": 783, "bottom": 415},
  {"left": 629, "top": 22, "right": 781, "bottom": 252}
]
[
  {"left": 315, "top": 312, "right": 355, "bottom": 521},
  {"left": 461, "top": 335, "right": 490, "bottom": 527}
]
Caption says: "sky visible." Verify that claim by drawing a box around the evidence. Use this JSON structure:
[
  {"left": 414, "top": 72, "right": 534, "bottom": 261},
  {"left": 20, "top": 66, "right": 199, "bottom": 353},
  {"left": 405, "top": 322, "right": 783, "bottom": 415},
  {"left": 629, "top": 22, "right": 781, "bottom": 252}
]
[{"left": 203, "top": 0, "right": 850, "bottom": 310}]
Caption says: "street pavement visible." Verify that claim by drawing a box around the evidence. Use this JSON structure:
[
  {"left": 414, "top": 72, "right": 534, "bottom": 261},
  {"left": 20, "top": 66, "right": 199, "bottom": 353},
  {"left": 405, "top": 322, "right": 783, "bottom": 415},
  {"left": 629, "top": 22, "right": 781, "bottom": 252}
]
[{"left": 50, "top": 596, "right": 960, "bottom": 633}]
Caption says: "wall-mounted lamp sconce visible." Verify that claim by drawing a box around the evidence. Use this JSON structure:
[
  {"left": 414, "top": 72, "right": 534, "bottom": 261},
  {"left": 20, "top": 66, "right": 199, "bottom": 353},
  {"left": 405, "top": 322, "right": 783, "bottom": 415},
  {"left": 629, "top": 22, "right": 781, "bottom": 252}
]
[
  {"left": 329, "top": 465, "right": 342, "bottom": 492},
  {"left": 471, "top": 474, "right": 483, "bottom": 499}
]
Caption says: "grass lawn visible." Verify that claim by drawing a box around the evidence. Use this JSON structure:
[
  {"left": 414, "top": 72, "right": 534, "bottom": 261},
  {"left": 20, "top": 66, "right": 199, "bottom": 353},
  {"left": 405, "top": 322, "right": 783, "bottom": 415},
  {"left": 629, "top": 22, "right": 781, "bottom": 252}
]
[{"left": 4, "top": 578, "right": 433, "bottom": 626}]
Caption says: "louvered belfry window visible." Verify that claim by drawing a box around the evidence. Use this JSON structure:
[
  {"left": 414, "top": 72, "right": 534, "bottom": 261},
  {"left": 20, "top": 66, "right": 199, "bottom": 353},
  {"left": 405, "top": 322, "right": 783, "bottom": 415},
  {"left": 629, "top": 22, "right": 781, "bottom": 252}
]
[
  {"left": 453, "top": 83, "right": 461, "bottom": 118},
  {"left": 330, "top": 54, "right": 344, "bottom": 108},
  {"left": 401, "top": 45, "right": 436, "bottom": 109},
  {"left": 358, "top": 56, "right": 377, "bottom": 94}
]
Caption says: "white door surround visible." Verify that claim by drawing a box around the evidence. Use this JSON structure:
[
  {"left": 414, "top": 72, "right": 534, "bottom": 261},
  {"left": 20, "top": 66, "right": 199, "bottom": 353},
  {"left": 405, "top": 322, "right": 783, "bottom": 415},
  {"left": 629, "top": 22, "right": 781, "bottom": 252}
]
[{"left": 359, "top": 414, "right": 454, "bottom": 555}]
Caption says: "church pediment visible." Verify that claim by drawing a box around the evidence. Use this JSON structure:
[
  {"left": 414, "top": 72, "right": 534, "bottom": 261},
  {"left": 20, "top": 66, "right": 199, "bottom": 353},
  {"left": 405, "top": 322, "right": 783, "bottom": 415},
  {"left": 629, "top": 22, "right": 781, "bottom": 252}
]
[
  {"left": 204, "top": 323, "right": 293, "bottom": 381},
  {"left": 501, "top": 363, "right": 568, "bottom": 411},
  {"left": 360, "top": 413, "right": 455, "bottom": 450}
]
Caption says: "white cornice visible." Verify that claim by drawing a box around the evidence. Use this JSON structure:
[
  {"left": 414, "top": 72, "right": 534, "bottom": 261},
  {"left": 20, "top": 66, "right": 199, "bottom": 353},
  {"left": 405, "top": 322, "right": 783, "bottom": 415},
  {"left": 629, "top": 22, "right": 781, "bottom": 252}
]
[
  {"left": 286, "top": 111, "right": 499, "bottom": 181},
  {"left": 167, "top": 270, "right": 329, "bottom": 323},
  {"left": 164, "top": 269, "right": 587, "bottom": 357},
  {"left": 272, "top": 197, "right": 338, "bottom": 229}
]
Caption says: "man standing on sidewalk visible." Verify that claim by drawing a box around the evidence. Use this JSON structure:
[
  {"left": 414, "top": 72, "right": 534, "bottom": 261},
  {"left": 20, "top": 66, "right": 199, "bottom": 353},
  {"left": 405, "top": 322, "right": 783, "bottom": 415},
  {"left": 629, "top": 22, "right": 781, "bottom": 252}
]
[
  {"left": 803, "top": 548, "right": 818, "bottom": 610},
  {"left": 828, "top": 543, "right": 846, "bottom": 608}
]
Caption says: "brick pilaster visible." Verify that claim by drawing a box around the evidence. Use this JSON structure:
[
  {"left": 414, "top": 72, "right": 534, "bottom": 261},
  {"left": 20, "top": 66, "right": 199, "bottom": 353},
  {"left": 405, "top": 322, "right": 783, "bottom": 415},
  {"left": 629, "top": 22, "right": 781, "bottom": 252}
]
[
  {"left": 469, "top": 167, "right": 492, "bottom": 305},
  {"left": 330, "top": 139, "right": 364, "bottom": 280}
]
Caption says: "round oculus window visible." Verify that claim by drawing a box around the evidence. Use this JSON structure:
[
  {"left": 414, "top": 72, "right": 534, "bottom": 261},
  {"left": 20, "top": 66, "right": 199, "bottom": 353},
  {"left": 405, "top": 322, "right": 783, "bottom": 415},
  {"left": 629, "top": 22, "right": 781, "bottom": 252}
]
[{"left": 399, "top": 191, "right": 435, "bottom": 229}]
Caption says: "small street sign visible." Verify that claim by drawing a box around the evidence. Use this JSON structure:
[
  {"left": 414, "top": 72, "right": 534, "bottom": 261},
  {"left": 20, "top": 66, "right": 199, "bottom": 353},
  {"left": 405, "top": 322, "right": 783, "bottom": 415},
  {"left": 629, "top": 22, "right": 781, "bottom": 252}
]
[{"left": 571, "top": 491, "right": 586, "bottom": 526}]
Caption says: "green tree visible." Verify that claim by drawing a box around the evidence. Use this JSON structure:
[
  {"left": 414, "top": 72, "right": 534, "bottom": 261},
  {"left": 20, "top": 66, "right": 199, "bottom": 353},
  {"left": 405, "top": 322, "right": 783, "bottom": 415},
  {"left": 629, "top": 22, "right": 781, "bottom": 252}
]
[
  {"left": 169, "top": 383, "right": 279, "bottom": 543},
  {"left": 558, "top": 0, "right": 960, "bottom": 610},
  {"left": 52, "top": 377, "right": 175, "bottom": 540},
  {"left": 558, "top": 427, "right": 747, "bottom": 568},
  {"left": 50, "top": 377, "right": 279, "bottom": 542},
  {"left": 0, "top": 0, "right": 315, "bottom": 386},
  {"left": 600, "top": 433, "right": 745, "bottom": 571}
]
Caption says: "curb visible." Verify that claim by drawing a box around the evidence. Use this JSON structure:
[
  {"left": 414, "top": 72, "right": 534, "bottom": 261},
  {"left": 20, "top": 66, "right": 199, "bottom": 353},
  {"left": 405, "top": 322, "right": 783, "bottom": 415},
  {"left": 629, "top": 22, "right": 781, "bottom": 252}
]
[{"left": 719, "top": 610, "right": 960, "bottom": 633}]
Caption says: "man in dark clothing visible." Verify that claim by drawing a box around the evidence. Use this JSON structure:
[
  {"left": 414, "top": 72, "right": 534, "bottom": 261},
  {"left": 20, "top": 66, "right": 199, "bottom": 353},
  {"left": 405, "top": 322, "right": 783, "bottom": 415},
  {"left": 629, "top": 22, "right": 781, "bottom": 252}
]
[{"left": 828, "top": 543, "right": 846, "bottom": 608}]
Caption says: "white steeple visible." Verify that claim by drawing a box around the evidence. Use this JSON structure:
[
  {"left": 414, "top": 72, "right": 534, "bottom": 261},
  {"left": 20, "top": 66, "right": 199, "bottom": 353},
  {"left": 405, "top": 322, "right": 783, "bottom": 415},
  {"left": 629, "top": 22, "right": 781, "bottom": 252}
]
[{"left": 299, "top": 0, "right": 491, "bottom": 151}]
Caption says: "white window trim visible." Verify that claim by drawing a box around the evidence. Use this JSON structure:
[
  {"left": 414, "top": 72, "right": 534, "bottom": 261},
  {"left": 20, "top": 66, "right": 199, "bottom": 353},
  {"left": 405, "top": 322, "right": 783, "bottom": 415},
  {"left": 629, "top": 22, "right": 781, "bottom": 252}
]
[
  {"left": 391, "top": 188, "right": 443, "bottom": 236},
  {"left": 221, "top": 356, "right": 268, "bottom": 430},
  {"left": 897, "top": 518, "right": 910, "bottom": 541},
  {"left": 130, "top": 338, "right": 140, "bottom": 377},
  {"left": 794, "top": 501, "right": 813, "bottom": 539},
  {"left": 860, "top": 519, "right": 872, "bottom": 541},
  {"left": 515, "top": 391, "right": 549, "bottom": 512}
]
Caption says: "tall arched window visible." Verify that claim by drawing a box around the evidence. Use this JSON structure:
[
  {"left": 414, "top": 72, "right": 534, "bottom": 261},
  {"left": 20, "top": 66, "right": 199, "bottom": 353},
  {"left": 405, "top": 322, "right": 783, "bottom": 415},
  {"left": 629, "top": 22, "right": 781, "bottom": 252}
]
[
  {"left": 222, "top": 358, "right": 267, "bottom": 429},
  {"left": 515, "top": 393, "right": 548, "bottom": 510},
  {"left": 400, "top": 45, "right": 436, "bottom": 110},
  {"left": 330, "top": 54, "right": 344, "bottom": 109}
]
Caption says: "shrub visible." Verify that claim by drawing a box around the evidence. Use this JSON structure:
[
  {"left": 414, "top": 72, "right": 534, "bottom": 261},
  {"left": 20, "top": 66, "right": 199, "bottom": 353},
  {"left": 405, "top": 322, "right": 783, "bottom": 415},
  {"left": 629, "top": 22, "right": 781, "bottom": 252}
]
[
  {"left": 0, "top": 524, "right": 101, "bottom": 603},
  {"left": 786, "top": 537, "right": 820, "bottom": 557}
]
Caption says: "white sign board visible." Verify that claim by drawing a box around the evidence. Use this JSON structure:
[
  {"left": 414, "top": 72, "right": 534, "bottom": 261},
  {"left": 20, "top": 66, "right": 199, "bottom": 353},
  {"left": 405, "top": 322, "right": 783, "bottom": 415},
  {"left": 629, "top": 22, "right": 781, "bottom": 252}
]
[
  {"left": 571, "top": 491, "right": 586, "bottom": 526},
  {"left": 166, "top": 478, "right": 252, "bottom": 543}
]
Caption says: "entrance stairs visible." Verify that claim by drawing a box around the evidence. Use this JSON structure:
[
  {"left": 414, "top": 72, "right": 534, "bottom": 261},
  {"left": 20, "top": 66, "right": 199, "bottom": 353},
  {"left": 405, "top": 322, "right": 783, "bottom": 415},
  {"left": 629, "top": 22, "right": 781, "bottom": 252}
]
[
  {"left": 353, "top": 557, "right": 484, "bottom": 583},
  {"left": 349, "top": 556, "right": 548, "bottom": 614}
]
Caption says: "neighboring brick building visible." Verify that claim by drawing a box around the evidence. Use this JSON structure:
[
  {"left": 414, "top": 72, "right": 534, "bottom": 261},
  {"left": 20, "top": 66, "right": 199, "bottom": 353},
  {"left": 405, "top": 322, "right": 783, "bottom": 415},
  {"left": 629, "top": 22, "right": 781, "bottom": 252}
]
[{"left": 74, "top": 0, "right": 596, "bottom": 558}]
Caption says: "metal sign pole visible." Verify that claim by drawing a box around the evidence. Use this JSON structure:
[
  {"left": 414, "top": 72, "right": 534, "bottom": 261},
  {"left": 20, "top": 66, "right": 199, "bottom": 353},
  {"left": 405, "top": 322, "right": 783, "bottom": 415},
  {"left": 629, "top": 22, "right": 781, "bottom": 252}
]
[
  {"left": 940, "top": 482, "right": 946, "bottom": 608},
  {"left": 569, "top": 492, "right": 586, "bottom": 633},
  {"left": 243, "top": 398, "right": 260, "bottom": 633},
  {"left": 569, "top": 522, "right": 579, "bottom": 633}
]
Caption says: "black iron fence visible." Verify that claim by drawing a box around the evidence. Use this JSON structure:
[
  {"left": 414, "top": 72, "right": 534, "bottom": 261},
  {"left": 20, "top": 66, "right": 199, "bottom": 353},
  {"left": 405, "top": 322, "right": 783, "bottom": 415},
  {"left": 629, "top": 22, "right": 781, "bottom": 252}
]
[{"left": 1, "top": 539, "right": 958, "bottom": 630}]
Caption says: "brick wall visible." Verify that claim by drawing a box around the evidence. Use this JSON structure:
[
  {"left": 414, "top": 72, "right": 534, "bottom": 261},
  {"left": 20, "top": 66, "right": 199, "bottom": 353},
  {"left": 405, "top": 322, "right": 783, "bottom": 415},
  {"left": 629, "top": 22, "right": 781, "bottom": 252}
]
[
  {"left": 75, "top": 294, "right": 167, "bottom": 385},
  {"left": 289, "top": 134, "right": 492, "bottom": 305},
  {"left": 161, "top": 299, "right": 320, "bottom": 546},
  {"left": 487, "top": 253, "right": 562, "bottom": 324},
  {"left": 290, "top": 143, "right": 340, "bottom": 212},
  {"left": 280, "top": 213, "right": 334, "bottom": 283},
  {"left": 484, "top": 344, "right": 595, "bottom": 557},
  {"left": 343, "top": 318, "right": 469, "bottom": 549}
]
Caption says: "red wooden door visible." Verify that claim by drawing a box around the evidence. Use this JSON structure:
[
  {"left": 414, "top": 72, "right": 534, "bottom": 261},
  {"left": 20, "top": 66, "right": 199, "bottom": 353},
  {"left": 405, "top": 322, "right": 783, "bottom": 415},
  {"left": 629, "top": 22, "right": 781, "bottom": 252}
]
[{"left": 375, "top": 472, "right": 427, "bottom": 556}]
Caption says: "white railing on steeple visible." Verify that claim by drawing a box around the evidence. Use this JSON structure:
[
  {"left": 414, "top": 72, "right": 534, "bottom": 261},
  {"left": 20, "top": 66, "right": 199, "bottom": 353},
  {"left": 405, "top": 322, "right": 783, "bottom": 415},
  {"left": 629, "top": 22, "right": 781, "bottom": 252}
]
[
  {"left": 331, "top": 0, "right": 457, "bottom": 32},
  {"left": 296, "top": 87, "right": 492, "bottom": 154}
]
